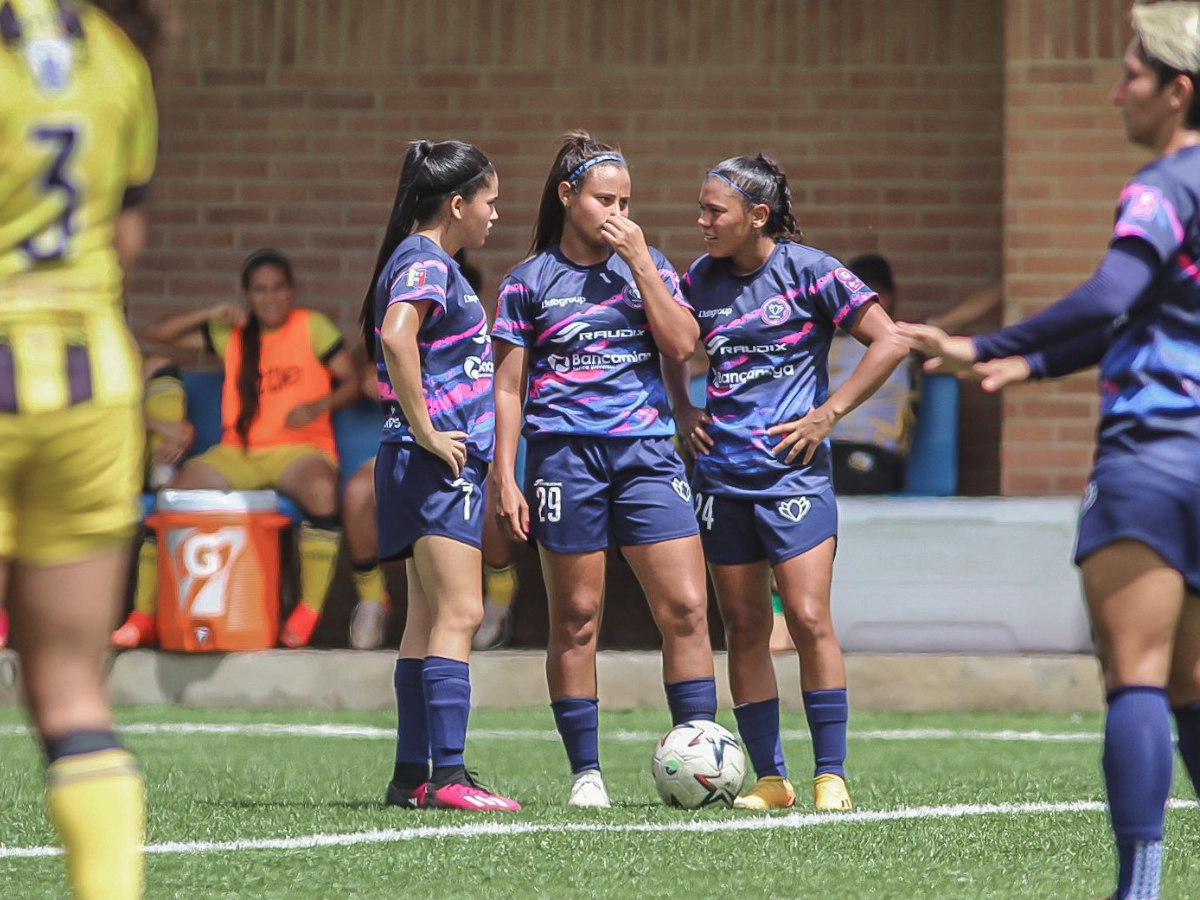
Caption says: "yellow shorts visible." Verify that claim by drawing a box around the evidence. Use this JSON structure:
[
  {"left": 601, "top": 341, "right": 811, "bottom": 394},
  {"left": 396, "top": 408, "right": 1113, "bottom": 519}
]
[
  {"left": 190, "top": 443, "right": 337, "bottom": 490},
  {"left": 0, "top": 402, "right": 143, "bottom": 564}
]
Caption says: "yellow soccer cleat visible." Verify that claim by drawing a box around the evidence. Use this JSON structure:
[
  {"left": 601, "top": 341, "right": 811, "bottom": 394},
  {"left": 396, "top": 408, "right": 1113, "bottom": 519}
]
[
  {"left": 732, "top": 775, "right": 796, "bottom": 810},
  {"left": 813, "top": 773, "right": 853, "bottom": 811}
]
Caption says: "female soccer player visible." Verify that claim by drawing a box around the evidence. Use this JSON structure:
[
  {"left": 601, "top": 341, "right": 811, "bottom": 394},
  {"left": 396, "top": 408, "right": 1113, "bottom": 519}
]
[
  {"left": 1, "top": 1, "right": 160, "bottom": 896},
  {"left": 119, "top": 249, "right": 360, "bottom": 648},
  {"left": 360, "top": 139, "right": 518, "bottom": 812},
  {"left": 901, "top": 5, "right": 1200, "bottom": 896},
  {"left": 678, "top": 154, "right": 908, "bottom": 811},
  {"left": 491, "top": 133, "right": 717, "bottom": 808}
]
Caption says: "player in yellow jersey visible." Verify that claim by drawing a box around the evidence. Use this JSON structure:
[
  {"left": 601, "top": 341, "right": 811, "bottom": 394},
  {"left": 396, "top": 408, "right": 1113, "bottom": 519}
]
[{"left": 0, "top": 1, "right": 160, "bottom": 898}]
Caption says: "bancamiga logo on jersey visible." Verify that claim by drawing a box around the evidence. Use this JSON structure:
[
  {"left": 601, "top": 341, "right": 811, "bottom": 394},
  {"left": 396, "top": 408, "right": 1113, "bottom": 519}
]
[{"left": 546, "top": 351, "right": 652, "bottom": 373}]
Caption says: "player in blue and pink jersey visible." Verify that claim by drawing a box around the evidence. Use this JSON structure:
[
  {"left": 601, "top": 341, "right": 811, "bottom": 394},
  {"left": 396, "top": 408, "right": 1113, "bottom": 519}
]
[
  {"left": 903, "top": 6, "right": 1200, "bottom": 896},
  {"left": 358, "top": 139, "right": 518, "bottom": 813},
  {"left": 491, "top": 132, "right": 716, "bottom": 809},
  {"left": 678, "top": 154, "right": 908, "bottom": 813}
]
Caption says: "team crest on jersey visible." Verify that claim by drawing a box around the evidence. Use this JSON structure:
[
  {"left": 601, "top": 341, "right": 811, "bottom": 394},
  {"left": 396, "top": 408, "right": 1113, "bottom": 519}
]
[
  {"left": 622, "top": 282, "right": 644, "bottom": 310},
  {"left": 24, "top": 37, "right": 75, "bottom": 94},
  {"left": 834, "top": 267, "right": 865, "bottom": 293},
  {"left": 1128, "top": 186, "right": 1163, "bottom": 222},
  {"left": 777, "top": 497, "right": 811, "bottom": 523},
  {"left": 759, "top": 296, "right": 791, "bottom": 326},
  {"left": 671, "top": 477, "right": 692, "bottom": 503}
]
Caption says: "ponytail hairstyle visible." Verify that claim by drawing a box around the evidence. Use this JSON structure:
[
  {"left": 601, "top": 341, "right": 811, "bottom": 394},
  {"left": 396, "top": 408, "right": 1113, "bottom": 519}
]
[
  {"left": 707, "top": 153, "right": 802, "bottom": 243},
  {"left": 528, "top": 130, "right": 627, "bottom": 256},
  {"left": 359, "top": 139, "right": 493, "bottom": 352},
  {"left": 234, "top": 248, "right": 293, "bottom": 447}
]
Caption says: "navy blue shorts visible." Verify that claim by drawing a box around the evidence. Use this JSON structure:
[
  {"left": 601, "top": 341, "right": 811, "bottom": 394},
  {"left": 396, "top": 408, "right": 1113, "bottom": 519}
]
[
  {"left": 695, "top": 486, "right": 838, "bottom": 567},
  {"left": 375, "top": 442, "right": 488, "bottom": 561},
  {"left": 1075, "top": 459, "right": 1200, "bottom": 594},
  {"left": 524, "top": 436, "right": 699, "bottom": 554}
]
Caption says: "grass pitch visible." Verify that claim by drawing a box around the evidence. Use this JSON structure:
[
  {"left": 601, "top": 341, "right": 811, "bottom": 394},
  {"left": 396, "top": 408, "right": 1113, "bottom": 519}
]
[{"left": 2, "top": 706, "right": 1198, "bottom": 899}]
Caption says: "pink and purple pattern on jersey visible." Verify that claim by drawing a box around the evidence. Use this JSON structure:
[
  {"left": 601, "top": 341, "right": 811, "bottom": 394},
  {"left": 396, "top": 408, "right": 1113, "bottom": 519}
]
[
  {"left": 492, "top": 245, "right": 686, "bottom": 439},
  {"left": 372, "top": 234, "right": 494, "bottom": 462},
  {"left": 683, "top": 242, "right": 876, "bottom": 498},
  {"left": 1094, "top": 149, "right": 1200, "bottom": 479}
]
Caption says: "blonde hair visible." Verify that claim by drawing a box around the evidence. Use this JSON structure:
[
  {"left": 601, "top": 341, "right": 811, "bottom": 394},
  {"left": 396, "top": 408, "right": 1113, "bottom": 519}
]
[{"left": 1133, "top": 1, "right": 1200, "bottom": 72}]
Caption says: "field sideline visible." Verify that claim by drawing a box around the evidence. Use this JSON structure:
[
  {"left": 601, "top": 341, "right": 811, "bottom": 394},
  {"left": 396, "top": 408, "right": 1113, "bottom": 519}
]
[{"left": 2, "top": 707, "right": 1198, "bottom": 899}]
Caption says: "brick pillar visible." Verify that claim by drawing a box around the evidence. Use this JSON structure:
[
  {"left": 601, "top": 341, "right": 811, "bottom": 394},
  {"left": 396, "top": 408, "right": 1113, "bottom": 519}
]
[{"left": 1000, "top": 0, "right": 1143, "bottom": 494}]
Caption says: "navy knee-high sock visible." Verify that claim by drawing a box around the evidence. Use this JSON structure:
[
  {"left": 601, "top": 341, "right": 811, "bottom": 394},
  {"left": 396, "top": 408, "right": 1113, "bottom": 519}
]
[
  {"left": 1104, "top": 686, "right": 1172, "bottom": 900},
  {"left": 664, "top": 677, "right": 717, "bottom": 725},
  {"left": 803, "top": 688, "right": 848, "bottom": 778},
  {"left": 423, "top": 656, "right": 471, "bottom": 775},
  {"left": 734, "top": 699, "right": 786, "bottom": 779},
  {"left": 392, "top": 658, "right": 429, "bottom": 786},
  {"left": 1171, "top": 698, "right": 1200, "bottom": 800},
  {"left": 551, "top": 697, "right": 601, "bottom": 774}
]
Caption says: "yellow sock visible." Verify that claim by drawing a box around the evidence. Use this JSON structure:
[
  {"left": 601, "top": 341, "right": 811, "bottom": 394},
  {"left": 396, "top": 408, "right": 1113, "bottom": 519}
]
[
  {"left": 298, "top": 522, "right": 340, "bottom": 614},
  {"left": 133, "top": 537, "right": 158, "bottom": 616},
  {"left": 46, "top": 749, "right": 144, "bottom": 900},
  {"left": 351, "top": 564, "right": 386, "bottom": 605},
  {"left": 143, "top": 371, "right": 186, "bottom": 486},
  {"left": 484, "top": 562, "right": 518, "bottom": 609}
]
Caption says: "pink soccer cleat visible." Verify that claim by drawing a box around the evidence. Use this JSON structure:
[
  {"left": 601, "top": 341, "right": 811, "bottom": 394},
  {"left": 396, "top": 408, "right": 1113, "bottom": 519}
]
[{"left": 423, "top": 773, "right": 520, "bottom": 812}]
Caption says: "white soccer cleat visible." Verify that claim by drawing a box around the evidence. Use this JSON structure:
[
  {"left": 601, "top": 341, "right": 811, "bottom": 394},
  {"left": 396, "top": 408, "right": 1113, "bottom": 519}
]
[
  {"left": 567, "top": 769, "right": 610, "bottom": 809},
  {"left": 472, "top": 600, "right": 512, "bottom": 651},
  {"left": 348, "top": 599, "right": 387, "bottom": 650}
]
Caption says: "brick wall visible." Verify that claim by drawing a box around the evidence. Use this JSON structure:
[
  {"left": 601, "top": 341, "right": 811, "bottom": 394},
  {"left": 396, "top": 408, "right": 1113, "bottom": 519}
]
[
  {"left": 130, "top": 0, "right": 1005, "bottom": 491},
  {"left": 1001, "top": 0, "right": 1142, "bottom": 494}
]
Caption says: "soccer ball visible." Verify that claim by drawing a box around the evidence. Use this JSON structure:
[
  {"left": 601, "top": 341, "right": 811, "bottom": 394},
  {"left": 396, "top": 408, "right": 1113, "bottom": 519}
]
[{"left": 650, "top": 720, "right": 746, "bottom": 809}]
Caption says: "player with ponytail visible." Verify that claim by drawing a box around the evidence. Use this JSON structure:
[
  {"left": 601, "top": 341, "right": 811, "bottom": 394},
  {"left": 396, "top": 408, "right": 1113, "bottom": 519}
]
[
  {"left": 362, "top": 139, "right": 518, "bottom": 812},
  {"left": 678, "top": 153, "right": 908, "bottom": 812},
  {"left": 491, "top": 131, "right": 717, "bottom": 809}
]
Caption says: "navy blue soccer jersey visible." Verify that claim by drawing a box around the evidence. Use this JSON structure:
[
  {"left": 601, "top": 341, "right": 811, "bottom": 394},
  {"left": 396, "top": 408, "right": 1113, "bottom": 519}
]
[
  {"left": 492, "top": 245, "right": 686, "bottom": 439},
  {"left": 372, "top": 234, "right": 494, "bottom": 462},
  {"left": 1098, "top": 146, "right": 1200, "bottom": 479},
  {"left": 683, "top": 242, "right": 877, "bottom": 497}
]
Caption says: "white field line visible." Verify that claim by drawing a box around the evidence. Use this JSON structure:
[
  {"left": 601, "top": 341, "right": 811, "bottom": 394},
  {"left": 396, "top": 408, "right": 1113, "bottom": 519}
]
[
  {"left": 2, "top": 799, "right": 1194, "bottom": 861},
  {"left": 0, "top": 723, "right": 1103, "bottom": 743}
]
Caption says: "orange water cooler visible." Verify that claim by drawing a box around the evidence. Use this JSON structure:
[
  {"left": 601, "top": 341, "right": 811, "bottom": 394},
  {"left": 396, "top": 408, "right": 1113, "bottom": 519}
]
[{"left": 148, "top": 490, "right": 290, "bottom": 652}]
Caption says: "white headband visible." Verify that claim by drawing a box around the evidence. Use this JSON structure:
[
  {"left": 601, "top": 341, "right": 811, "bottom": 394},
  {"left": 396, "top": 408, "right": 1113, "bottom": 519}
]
[{"left": 1133, "top": 1, "right": 1200, "bottom": 71}]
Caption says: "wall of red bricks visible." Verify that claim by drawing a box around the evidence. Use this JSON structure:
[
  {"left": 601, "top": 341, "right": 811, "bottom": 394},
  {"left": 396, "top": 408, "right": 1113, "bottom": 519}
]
[
  {"left": 1001, "top": 0, "right": 1145, "bottom": 494},
  {"left": 130, "top": 1, "right": 1012, "bottom": 492}
]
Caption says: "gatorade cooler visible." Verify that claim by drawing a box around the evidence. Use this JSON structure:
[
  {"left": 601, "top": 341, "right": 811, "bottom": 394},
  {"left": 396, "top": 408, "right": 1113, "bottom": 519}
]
[{"left": 148, "top": 490, "right": 290, "bottom": 652}]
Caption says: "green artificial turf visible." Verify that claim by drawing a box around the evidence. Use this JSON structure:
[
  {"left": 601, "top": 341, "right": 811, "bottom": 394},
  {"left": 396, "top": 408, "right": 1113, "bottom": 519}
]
[{"left": 2, "top": 706, "right": 1197, "bottom": 899}]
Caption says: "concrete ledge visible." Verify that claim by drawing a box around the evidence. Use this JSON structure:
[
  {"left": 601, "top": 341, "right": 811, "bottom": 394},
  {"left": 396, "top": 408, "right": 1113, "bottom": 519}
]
[{"left": 0, "top": 649, "right": 1104, "bottom": 713}]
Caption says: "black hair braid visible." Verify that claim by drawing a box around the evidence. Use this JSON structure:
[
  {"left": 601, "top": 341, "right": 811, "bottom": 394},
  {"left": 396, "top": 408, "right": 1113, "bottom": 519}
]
[{"left": 754, "top": 153, "right": 801, "bottom": 243}]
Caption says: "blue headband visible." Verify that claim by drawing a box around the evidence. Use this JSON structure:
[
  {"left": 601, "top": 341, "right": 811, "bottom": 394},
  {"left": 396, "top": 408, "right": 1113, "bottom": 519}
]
[
  {"left": 708, "top": 170, "right": 763, "bottom": 206},
  {"left": 567, "top": 154, "right": 626, "bottom": 185}
]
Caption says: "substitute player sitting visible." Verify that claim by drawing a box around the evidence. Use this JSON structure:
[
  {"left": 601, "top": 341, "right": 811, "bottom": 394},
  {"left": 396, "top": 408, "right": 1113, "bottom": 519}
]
[{"left": 116, "top": 249, "right": 360, "bottom": 648}]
